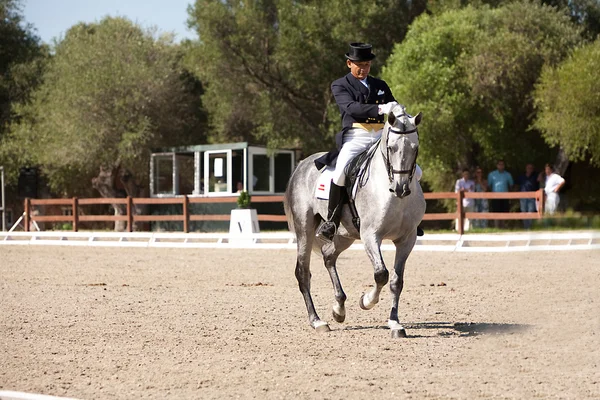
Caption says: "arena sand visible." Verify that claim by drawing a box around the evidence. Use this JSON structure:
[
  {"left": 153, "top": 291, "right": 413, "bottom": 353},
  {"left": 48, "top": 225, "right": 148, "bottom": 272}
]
[{"left": 1, "top": 246, "right": 599, "bottom": 399}]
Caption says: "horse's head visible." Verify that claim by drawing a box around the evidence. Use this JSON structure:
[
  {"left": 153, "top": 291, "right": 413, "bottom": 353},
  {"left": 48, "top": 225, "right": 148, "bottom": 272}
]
[{"left": 381, "top": 104, "right": 422, "bottom": 198}]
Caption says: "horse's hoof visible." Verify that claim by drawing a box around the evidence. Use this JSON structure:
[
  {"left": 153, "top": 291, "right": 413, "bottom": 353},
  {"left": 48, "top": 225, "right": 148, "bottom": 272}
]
[
  {"left": 315, "top": 323, "right": 331, "bottom": 333},
  {"left": 391, "top": 329, "right": 407, "bottom": 339},
  {"left": 359, "top": 294, "right": 371, "bottom": 310},
  {"left": 332, "top": 310, "right": 345, "bottom": 323}
]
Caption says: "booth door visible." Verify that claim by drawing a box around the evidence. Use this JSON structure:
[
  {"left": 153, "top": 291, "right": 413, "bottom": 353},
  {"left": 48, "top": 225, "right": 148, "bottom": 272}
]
[{"left": 204, "top": 150, "right": 232, "bottom": 195}]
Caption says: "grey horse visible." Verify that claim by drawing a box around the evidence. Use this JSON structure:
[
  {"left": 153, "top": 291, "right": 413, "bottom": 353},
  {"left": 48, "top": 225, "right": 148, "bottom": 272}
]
[{"left": 284, "top": 104, "right": 425, "bottom": 338}]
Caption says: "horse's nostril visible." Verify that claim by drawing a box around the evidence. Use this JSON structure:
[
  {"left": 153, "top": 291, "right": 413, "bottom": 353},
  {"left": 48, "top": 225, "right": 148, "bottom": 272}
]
[{"left": 389, "top": 188, "right": 394, "bottom": 193}]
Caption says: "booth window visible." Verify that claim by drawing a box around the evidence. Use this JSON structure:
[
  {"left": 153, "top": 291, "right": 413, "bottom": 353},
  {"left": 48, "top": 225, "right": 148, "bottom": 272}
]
[
  {"left": 153, "top": 155, "right": 174, "bottom": 195},
  {"left": 274, "top": 153, "right": 292, "bottom": 193},
  {"left": 177, "top": 154, "right": 195, "bottom": 195},
  {"left": 249, "top": 149, "right": 294, "bottom": 194},
  {"left": 252, "top": 154, "right": 270, "bottom": 192}
]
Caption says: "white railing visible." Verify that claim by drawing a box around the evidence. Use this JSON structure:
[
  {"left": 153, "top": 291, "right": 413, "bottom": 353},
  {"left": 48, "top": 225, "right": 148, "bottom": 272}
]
[{"left": 1, "top": 231, "right": 599, "bottom": 252}]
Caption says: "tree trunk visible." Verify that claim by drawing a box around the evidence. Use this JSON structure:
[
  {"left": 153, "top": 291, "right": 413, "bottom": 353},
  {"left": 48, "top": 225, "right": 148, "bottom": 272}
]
[
  {"left": 118, "top": 168, "right": 146, "bottom": 231},
  {"left": 91, "top": 166, "right": 127, "bottom": 231},
  {"left": 554, "top": 147, "right": 569, "bottom": 176}
]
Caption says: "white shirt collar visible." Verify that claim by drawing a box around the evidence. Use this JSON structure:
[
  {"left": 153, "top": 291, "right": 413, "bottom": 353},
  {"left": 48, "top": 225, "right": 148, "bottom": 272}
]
[{"left": 360, "top": 77, "right": 368, "bottom": 88}]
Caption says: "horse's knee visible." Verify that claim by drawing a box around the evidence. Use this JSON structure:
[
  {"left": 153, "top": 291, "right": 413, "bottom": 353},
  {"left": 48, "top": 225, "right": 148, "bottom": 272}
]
[
  {"left": 295, "top": 261, "right": 311, "bottom": 287},
  {"left": 389, "top": 278, "right": 404, "bottom": 295},
  {"left": 374, "top": 269, "right": 389, "bottom": 286}
]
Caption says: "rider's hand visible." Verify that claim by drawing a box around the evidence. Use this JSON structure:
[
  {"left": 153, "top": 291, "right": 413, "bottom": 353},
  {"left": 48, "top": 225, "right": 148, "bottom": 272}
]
[{"left": 378, "top": 101, "right": 398, "bottom": 115}]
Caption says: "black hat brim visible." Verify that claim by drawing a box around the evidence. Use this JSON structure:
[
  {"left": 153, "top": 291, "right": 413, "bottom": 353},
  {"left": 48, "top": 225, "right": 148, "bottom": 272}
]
[{"left": 345, "top": 53, "right": 376, "bottom": 61}]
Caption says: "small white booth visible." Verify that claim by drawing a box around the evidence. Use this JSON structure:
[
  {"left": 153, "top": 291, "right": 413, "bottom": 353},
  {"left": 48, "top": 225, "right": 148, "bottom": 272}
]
[
  {"left": 150, "top": 142, "right": 296, "bottom": 197},
  {"left": 149, "top": 142, "right": 297, "bottom": 233}
]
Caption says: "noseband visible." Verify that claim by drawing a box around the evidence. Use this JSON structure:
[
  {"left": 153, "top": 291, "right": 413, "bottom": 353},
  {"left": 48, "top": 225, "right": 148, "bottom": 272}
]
[{"left": 382, "top": 113, "right": 418, "bottom": 184}]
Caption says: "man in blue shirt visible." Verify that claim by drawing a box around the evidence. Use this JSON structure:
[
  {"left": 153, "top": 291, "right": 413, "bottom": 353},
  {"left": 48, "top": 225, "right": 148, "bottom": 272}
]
[
  {"left": 516, "top": 163, "right": 539, "bottom": 229},
  {"left": 487, "top": 159, "right": 514, "bottom": 228}
]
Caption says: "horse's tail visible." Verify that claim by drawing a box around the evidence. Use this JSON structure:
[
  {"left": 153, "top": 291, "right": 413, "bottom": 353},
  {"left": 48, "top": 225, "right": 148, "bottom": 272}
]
[{"left": 283, "top": 175, "right": 295, "bottom": 233}]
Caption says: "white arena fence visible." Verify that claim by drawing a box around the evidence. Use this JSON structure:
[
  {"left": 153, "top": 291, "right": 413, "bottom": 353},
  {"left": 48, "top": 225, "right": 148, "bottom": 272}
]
[{"left": 1, "top": 230, "right": 599, "bottom": 252}]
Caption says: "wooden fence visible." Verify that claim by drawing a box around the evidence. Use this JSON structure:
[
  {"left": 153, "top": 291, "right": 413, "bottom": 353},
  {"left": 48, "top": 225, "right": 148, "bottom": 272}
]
[{"left": 22, "top": 190, "right": 545, "bottom": 234}]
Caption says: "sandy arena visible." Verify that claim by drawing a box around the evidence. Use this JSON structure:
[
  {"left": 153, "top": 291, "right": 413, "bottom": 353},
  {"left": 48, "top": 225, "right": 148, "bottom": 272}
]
[{"left": 1, "top": 246, "right": 599, "bottom": 399}]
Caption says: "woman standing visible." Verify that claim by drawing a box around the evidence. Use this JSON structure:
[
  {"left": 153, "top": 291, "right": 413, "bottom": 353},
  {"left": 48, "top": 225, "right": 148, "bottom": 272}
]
[{"left": 473, "top": 166, "right": 489, "bottom": 229}]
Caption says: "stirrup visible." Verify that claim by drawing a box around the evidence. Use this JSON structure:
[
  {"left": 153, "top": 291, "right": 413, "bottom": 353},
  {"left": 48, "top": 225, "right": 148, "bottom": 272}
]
[{"left": 316, "top": 221, "right": 337, "bottom": 241}]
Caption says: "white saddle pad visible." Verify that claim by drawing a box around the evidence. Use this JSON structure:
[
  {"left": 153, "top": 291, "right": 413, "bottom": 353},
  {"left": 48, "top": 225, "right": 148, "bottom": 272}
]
[{"left": 315, "top": 167, "right": 335, "bottom": 200}]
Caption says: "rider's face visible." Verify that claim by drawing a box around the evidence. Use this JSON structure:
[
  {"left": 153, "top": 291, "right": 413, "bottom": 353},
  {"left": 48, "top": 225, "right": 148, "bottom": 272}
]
[{"left": 347, "top": 60, "right": 371, "bottom": 80}]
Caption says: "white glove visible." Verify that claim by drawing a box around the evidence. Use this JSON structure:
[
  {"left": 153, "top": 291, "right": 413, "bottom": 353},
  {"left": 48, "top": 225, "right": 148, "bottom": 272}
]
[{"left": 378, "top": 101, "right": 398, "bottom": 115}]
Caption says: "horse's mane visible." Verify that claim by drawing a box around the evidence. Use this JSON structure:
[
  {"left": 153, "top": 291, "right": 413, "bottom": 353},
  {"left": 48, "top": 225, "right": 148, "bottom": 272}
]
[{"left": 344, "top": 136, "right": 381, "bottom": 192}]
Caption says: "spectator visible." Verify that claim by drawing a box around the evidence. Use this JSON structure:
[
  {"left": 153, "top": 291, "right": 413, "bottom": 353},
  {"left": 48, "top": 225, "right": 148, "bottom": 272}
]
[
  {"left": 516, "top": 163, "right": 539, "bottom": 229},
  {"left": 542, "top": 163, "right": 565, "bottom": 214},
  {"left": 472, "top": 166, "right": 489, "bottom": 229},
  {"left": 455, "top": 169, "right": 475, "bottom": 231},
  {"left": 487, "top": 159, "right": 514, "bottom": 228}
]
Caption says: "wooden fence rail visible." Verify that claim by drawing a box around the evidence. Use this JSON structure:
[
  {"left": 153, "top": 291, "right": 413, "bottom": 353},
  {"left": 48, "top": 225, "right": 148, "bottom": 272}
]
[{"left": 23, "top": 190, "right": 545, "bottom": 234}]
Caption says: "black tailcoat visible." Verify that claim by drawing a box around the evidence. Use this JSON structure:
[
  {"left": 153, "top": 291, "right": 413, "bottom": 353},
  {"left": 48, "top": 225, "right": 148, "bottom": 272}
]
[{"left": 315, "top": 73, "right": 396, "bottom": 169}]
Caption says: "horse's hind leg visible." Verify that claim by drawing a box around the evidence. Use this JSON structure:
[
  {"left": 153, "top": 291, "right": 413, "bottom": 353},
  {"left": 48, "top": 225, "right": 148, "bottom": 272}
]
[
  {"left": 295, "top": 226, "right": 330, "bottom": 332},
  {"left": 322, "top": 237, "right": 353, "bottom": 323},
  {"left": 359, "top": 234, "right": 388, "bottom": 310},
  {"left": 388, "top": 238, "right": 415, "bottom": 338}
]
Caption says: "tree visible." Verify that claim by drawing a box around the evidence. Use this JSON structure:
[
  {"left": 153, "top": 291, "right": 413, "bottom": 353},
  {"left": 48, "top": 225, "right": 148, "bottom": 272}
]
[
  {"left": 186, "top": 0, "right": 427, "bottom": 153},
  {"left": 382, "top": 2, "right": 582, "bottom": 193},
  {"left": 533, "top": 39, "right": 600, "bottom": 166},
  {"left": 0, "top": 0, "right": 47, "bottom": 143},
  {"left": 543, "top": 0, "right": 600, "bottom": 39},
  {"left": 2, "top": 17, "right": 206, "bottom": 205}
]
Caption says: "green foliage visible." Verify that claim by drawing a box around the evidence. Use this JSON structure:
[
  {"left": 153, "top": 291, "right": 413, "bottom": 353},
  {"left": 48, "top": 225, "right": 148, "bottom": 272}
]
[
  {"left": 543, "top": 0, "right": 600, "bottom": 39},
  {"left": 533, "top": 39, "right": 600, "bottom": 166},
  {"left": 186, "top": 0, "right": 427, "bottom": 153},
  {"left": 236, "top": 190, "right": 251, "bottom": 209},
  {"left": 0, "top": 0, "right": 47, "bottom": 148},
  {"left": 383, "top": 2, "right": 582, "bottom": 193},
  {"left": 1, "top": 17, "right": 207, "bottom": 195}
]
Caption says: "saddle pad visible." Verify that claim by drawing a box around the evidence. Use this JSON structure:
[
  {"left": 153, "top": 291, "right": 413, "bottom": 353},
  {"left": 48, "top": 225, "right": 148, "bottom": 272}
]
[
  {"left": 314, "top": 166, "right": 362, "bottom": 200},
  {"left": 315, "top": 167, "right": 335, "bottom": 200}
]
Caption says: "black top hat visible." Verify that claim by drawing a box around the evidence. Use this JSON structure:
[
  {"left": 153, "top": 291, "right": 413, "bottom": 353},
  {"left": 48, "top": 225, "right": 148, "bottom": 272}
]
[{"left": 345, "top": 42, "right": 376, "bottom": 62}]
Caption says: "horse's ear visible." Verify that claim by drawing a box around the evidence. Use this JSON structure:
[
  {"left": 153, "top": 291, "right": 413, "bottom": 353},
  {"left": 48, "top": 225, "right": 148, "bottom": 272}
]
[
  {"left": 414, "top": 112, "right": 423, "bottom": 126},
  {"left": 387, "top": 111, "right": 396, "bottom": 125}
]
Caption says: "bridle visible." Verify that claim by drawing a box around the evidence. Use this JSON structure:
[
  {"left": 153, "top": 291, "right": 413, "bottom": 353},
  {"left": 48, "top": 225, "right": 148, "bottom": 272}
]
[{"left": 381, "top": 111, "right": 419, "bottom": 184}]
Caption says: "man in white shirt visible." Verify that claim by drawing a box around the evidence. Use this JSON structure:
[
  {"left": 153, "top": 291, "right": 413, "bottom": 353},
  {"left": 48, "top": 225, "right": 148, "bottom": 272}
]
[
  {"left": 543, "top": 163, "right": 565, "bottom": 214},
  {"left": 455, "top": 169, "right": 475, "bottom": 231}
]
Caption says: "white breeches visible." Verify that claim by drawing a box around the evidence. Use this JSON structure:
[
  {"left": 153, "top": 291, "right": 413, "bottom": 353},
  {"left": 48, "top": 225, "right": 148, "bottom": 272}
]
[
  {"left": 331, "top": 127, "right": 422, "bottom": 186},
  {"left": 545, "top": 192, "right": 559, "bottom": 214}
]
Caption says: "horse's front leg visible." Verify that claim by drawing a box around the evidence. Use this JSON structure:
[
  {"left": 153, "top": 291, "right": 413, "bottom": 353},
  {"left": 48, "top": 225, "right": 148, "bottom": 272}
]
[
  {"left": 388, "top": 238, "right": 415, "bottom": 338},
  {"left": 359, "top": 234, "right": 388, "bottom": 310},
  {"left": 322, "top": 237, "right": 354, "bottom": 323}
]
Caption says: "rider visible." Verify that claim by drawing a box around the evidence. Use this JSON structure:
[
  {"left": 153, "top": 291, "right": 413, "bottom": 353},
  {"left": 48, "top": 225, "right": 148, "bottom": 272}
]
[{"left": 315, "top": 42, "right": 423, "bottom": 241}]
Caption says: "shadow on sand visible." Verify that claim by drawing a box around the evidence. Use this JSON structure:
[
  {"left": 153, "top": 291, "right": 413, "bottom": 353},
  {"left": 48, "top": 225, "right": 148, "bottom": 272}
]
[{"left": 341, "top": 321, "right": 531, "bottom": 337}]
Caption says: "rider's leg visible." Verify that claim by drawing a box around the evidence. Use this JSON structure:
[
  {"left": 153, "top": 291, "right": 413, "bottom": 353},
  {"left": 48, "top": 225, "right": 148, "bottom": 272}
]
[
  {"left": 316, "top": 182, "right": 345, "bottom": 241},
  {"left": 316, "top": 129, "right": 375, "bottom": 241}
]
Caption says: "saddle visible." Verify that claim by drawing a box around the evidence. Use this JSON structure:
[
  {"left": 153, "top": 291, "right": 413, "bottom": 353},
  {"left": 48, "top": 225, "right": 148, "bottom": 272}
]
[{"left": 314, "top": 140, "right": 380, "bottom": 231}]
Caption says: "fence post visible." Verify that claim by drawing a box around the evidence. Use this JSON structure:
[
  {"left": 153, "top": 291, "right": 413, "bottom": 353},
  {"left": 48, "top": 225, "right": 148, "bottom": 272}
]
[
  {"left": 457, "top": 191, "right": 464, "bottom": 235},
  {"left": 183, "top": 195, "right": 189, "bottom": 233},
  {"left": 24, "top": 198, "right": 30, "bottom": 232},
  {"left": 537, "top": 189, "right": 545, "bottom": 217},
  {"left": 127, "top": 196, "right": 133, "bottom": 232},
  {"left": 72, "top": 197, "right": 79, "bottom": 232}
]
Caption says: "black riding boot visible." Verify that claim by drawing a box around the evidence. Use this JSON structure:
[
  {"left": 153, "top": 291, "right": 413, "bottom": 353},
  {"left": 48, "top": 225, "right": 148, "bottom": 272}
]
[{"left": 316, "top": 183, "right": 345, "bottom": 241}]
